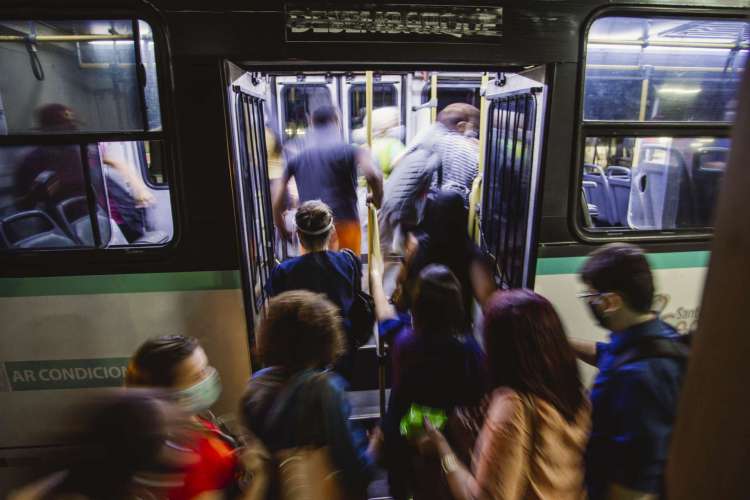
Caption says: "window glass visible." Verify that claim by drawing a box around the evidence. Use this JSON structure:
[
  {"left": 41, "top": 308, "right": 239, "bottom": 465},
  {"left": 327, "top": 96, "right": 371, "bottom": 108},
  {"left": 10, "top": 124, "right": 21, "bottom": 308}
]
[
  {"left": 138, "top": 20, "right": 162, "bottom": 131},
  {"left": 584, "top": 16, "right": 749, "bottom": 122},
  {"left": 580, "top": 136, "right": 729, "bottom": 231},
  {"left": 349, "top": 83, "right": 398, "bottom": 131},
  {"left": 0, "top": 140, "right": 173, "bottom": 249},
  {"left": 0, "top": 19, "right": 162, "bottom": 134},
  {"left": 421, "top": 84, "right": 481, "bottom": 113},
  {"left": 281, "top": 85, "right": 332, "bottom": 140}
]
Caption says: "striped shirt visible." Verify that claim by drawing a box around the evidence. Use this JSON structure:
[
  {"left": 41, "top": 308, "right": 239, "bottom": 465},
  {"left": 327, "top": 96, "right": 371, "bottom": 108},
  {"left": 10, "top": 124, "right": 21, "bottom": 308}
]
[{"left": 432, "top": 132, "right": 479, "bottom": 200}]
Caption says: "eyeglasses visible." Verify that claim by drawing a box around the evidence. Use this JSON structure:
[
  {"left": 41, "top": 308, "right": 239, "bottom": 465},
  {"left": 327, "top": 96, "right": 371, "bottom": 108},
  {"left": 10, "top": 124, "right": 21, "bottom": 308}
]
[{"left": 576, "top": 291, "right": 605, "bottom": 300}]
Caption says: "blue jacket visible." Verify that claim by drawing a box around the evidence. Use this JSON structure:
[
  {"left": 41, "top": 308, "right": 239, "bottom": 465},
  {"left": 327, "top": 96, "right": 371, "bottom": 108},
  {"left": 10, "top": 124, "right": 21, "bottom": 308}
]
[{"left": 586, "top": 319, "right": 686, "bottom": 499}]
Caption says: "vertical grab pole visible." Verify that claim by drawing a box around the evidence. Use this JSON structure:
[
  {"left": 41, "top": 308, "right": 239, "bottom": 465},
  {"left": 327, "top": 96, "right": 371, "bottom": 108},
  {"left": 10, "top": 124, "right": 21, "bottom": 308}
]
[
  {"left": 469, "top": 73, "right": 490, "bottom": 243},
  {"left": 365, "top": 70, "right": 387, "bottom": 419},
  {"left": 430, "top": 72, "right": 438, "bottom": 123}
]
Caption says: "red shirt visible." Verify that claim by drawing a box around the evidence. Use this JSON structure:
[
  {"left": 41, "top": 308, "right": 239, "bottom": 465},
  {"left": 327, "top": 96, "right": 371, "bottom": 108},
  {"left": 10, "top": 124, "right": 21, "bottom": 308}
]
[{"left": 170, "top": 418, "right": 238, "bottom": 500}]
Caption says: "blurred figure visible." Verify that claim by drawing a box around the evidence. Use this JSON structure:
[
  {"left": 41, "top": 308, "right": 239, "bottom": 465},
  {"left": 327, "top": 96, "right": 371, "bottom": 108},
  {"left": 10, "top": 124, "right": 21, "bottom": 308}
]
[
  {"left": 14, "top": 104, "right": 88, "bottom": 211},
  {"left": 126, "top": 335, "right": 239, "bottom": 500},
  {"left": 431, "top": 103, "right": 481, "bottom": 201},
  {"left": 240, "top": 291, "right": 376, "bottom": 498},
  {"left": 267, "top": 200, "right": 366, "bottom": 379},
  {"left": 13, "top": 104, "right": 154, "bottom": 243},
  {"left": 10, "top": 390, "right": 188, "bottom": 500},
  {"left": 572, "top": 243, "right": 688, "bottom": 500},
  {"left": 370, "top": 107, "right": 406, "bottom": 178},
  {"left": 420, "top": 289, "right": 591, "bottom": 500},
  {"left": 396, "top": 191, "right": 495, "bottom": 323},
  {"left": 378, "top": 120, "right": 443, "bottom": 257},
  {"left": 272, "top": 105, "right": 383, "bottom": 254},
  {"left": 370, "top": 263, "right": 486, "bottom": 500}
]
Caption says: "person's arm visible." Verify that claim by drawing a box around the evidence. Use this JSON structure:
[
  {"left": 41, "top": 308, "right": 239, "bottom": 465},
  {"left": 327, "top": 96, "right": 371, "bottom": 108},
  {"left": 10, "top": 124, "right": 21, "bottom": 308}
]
[
  {"left": 421, "top": 390, "right": 526, "bottom": 500},
  {"left": 369, "top": 254, "right": 397, "bottom": 323},
  {"left": 272, "top": 169, "right": 293, "bottom": 242},
  {"left": 570, "top": 338, "right": 598, "bottom": 367},
  {"left": 101, "top": 154, "right": 155, "bottom": 207},
  {"left": 469, "top": 257, "right": 497, "bottom": 309},
  {"left": 321, "top": 376, "right": 376, "bottom": 493},
  {"left": 357, "top": 148, "right": 383, "bottom": 208}
]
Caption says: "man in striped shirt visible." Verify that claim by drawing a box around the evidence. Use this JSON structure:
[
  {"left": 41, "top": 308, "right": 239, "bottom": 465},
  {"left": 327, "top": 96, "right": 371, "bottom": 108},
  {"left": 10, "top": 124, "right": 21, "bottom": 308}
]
[
  {"left": 431, "top": 103, "right": 481, "bottom": 202},
  {"left": 378, "top": 103, "right": 480, "bottom": 256}
]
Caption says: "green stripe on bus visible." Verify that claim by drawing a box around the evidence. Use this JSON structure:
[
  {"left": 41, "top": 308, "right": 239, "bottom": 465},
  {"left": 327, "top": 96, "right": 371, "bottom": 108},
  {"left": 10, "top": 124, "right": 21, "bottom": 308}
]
[
  {"left": 0, "top": 270, "right": 242, "bottom": 297},
  {"left": 536, "top": 251, "right": 710, "bottom": 276}
]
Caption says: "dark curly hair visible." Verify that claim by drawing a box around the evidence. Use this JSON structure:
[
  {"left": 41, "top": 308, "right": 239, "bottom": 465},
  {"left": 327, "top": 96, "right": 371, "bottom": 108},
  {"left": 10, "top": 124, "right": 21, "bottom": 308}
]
[{"left": 258, "top": 290, "right": 346, "bottom": 372}]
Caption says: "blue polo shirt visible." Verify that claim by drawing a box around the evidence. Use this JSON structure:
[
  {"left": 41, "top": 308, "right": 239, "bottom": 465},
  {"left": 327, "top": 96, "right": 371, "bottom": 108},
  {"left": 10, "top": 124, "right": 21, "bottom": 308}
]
[{"left": 586, "top": 319, "right": 685, "bottom": 499}]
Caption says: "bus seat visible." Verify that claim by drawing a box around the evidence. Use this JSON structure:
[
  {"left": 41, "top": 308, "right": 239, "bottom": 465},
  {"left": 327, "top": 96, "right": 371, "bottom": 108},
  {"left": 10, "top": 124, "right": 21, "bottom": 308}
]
[
  {"left": 56, "top": 196, "right": 126, "bottom": 247},
  {"left": 582, "top": 163, "right": 618, "bottom": 226},
  {"left": 0, "top": 210, "right": 77, "bottom": 249},
  {"left": 606, "top": 166, "right": 631, "bottom": 227},
  {"left": 692, "top": 146, "right": 728, "bottom": 227},
  {"left": 134, "top": 230, "right": 170, "bottom": 245},
  {"left": 581, "top": 181, "right": 599, "bottom": 228},
  {"left": 628, "top": 146, "right": 685, "bottom": 230}
]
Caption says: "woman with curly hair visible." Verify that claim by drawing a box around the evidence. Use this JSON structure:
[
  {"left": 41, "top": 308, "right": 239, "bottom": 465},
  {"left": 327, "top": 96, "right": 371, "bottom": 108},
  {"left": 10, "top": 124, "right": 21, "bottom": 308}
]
[{"left": 240, "top": 290, "right": 376, "bottom": 499}]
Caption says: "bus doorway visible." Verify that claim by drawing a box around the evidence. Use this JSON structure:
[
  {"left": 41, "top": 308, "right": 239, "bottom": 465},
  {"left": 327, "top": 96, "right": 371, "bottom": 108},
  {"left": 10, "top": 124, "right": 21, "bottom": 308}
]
[{"left": 225, "top": 65, "right": 548, "bottom": 422}]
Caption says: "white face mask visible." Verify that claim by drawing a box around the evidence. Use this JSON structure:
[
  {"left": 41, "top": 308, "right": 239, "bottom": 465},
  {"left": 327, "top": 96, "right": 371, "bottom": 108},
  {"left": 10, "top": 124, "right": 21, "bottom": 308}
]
[
  {"left": 172, "top": 367, "right": 222, "bottom": 414},
  {"left": 463, "top": 128, "right": 479, "bottom": 139}
]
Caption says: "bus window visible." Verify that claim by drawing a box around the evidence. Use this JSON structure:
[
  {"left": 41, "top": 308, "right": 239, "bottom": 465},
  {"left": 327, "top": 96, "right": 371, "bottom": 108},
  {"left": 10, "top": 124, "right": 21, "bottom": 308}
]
[
  {"left": 421, "top": 84, "right": 481, "bottom": 113},
  {"left": 584, "top": 17, "right": 748, "bottom": 122},
  {"left": 580, "top": 136, "right": 729, "bottom": 231},
  {"left": 0, "top": 19, "right": 173, "bottom": 251},
  {"left": 579, "top": 15, "right": 746, "bottom": 237},
  {"left": 281, "top": 84, "right": 332, "bottom": 140},
  {"left": 0, "top": 20, "right": 162, "bottom": 133},
  {"left": 349, "top": 83, "right": 398, "bottom": 132}
]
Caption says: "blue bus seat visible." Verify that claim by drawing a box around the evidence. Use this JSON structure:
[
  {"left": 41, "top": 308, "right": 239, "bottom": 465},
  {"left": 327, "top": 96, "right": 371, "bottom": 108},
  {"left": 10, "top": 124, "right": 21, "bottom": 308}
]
[
  {"left": 0, "top": 210, "right": 77, "bottom": 249},
  {"left": 56, "top": 196, "right": 127, "bottom": 246},
  {"left": 582, "top": 163, "right": 618, "bottom": 226},
  {"left": 606, "top": 165, "right": 631, "bottom": 227}
]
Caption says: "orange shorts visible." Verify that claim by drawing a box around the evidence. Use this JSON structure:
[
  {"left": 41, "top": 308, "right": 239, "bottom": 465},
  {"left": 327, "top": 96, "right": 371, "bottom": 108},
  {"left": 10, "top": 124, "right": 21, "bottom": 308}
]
[{"left": 331, "top": 219, "right": 362, "bottom": 255}]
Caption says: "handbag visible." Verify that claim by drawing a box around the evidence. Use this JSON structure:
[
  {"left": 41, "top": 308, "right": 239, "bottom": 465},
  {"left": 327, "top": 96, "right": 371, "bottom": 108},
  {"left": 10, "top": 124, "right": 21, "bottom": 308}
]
[
  {"left": 342, "top": 249, "right": 376, "bottom": 348},
  {"left": 237, "top": 371, "right": 346, "bottom": 500}
]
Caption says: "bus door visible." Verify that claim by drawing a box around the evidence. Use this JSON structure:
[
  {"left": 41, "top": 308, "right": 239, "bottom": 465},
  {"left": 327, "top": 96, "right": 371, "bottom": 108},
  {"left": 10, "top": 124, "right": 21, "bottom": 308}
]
[
  {"left": 480, "top": 69, "right": 547, "bottom": 288},
  {"left": 274, "top": 75, "right": 339, "bottom": 145},
  {"left": 341, "top": 73, "right": 403, "bottom": 144},
  {"left": 227, "top": 67, "right": 276, "bottom": 355}
]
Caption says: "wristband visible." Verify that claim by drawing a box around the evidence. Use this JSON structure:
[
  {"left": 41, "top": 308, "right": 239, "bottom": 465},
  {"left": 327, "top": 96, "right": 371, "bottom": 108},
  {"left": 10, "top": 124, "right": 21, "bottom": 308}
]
[{"left": 441, "top": 453, "right": 459, "bottom": 475}]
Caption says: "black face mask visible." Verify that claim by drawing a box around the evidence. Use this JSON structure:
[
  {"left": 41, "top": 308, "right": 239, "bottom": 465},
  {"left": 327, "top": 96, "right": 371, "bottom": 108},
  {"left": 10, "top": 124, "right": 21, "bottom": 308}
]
[{"left": 587, "top": 301, "right": 611, "bottom": 329}]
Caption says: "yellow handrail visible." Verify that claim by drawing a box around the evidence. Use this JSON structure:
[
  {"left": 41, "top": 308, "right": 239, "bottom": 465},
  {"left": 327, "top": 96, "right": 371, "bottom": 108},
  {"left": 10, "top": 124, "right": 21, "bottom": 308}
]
[
  {"left": 430, "top": 72, "right": 438, "bottom": 123},
  {"left": 468, "top": 73, "right": 490, "bottom": 243}
]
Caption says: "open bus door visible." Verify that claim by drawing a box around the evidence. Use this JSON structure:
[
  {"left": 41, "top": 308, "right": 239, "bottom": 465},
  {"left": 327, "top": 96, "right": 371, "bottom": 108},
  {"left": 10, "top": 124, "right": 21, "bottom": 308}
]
[
  {"left": 226, "top": 63, "right": 276, "bottom": 366},
  {"left": 479, "top": 68, "right": 547, "bottom": 288}
]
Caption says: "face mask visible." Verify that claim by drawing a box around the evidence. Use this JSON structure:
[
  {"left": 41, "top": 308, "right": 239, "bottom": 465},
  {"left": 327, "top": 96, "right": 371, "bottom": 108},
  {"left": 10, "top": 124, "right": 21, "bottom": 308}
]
[
  {"left": 464, "top": 129, "right": 479, "bottom": 139},
  {"left": 587, "top": 301, "right": 611, "bottom": 329},
  {"left": 173, "top": 367, "right": 221, "bottom": 414}
]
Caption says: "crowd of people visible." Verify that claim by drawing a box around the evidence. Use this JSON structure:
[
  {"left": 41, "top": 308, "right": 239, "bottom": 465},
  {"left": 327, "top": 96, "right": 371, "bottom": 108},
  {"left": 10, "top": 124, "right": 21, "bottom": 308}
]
[{"left": 10, "top": 103, "right": 689, "bottom": 500}]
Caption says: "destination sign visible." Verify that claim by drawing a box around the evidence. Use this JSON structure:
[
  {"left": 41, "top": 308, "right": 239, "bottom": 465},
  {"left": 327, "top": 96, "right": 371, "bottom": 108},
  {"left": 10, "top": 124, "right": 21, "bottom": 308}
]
[{"left": 286, "top": 4, "right": 503, "bottom": 42}]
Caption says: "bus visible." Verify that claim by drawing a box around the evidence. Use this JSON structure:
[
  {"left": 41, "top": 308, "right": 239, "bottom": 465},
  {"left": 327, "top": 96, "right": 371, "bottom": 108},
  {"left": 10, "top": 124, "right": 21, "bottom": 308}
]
[{"left": 0, "top": 0, "right": 746, "bottom": 492}]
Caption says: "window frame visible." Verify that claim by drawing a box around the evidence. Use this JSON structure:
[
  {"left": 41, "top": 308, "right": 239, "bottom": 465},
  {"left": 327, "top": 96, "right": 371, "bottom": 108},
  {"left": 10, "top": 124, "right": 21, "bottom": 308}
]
[
  {"left": 0, "top": 10, "right": 179, "bottom": 258},
  {"left": 347, "top": 81, "right": 399, "bottom": 133},
  {"left": 279, "top": 83, "right": 333, "bottom": 140},
  {"left": 571, "top": 6, "right": 748, "bottom": 244}
]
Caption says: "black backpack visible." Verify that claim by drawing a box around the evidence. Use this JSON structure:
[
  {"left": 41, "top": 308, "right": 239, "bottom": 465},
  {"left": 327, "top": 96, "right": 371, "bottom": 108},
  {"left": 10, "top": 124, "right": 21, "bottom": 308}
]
[
  {"left": 342, "top": 249, "right": 376, "bottom": 348},
  {"left": 610, "top": 333, "right": 691, "bottom": 371}
]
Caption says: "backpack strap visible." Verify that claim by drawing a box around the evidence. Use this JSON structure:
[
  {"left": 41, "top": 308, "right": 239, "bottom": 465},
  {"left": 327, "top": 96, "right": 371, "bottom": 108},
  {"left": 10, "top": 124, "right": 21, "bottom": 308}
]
[
  {"left": 341, "top": 248, "right": 363, "bottom": 293},
  {"left": 610, "top": 337, "right": 689, "bottom": 371}
]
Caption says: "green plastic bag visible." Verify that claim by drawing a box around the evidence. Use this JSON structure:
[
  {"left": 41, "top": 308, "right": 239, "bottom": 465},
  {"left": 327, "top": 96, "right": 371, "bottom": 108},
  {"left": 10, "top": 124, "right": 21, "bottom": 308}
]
[{"left": 399, "top": 404, "right": 447, "bottom": 439}]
